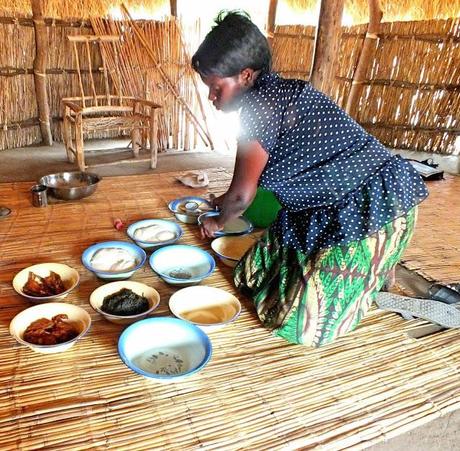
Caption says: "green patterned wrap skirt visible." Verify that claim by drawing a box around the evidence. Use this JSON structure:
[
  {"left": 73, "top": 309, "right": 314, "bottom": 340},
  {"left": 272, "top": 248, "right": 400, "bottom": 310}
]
[{"left": 233, "top": 208, "right": 417, "bottom": 347}]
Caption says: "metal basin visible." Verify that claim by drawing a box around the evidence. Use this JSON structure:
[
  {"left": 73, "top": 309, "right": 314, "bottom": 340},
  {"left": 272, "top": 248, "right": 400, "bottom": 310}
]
[{"left": 39, "top": 171, "right": 101, "bottom": 200}]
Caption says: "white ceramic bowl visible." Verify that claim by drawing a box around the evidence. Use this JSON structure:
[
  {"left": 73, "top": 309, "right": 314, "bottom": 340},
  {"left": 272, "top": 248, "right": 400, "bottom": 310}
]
[
  {"left": 89, "top": 281, "right": 160, "bottom": 325},
  {"left": 118, "top": 317, "right": 212, "bottom": 381},
  {"left": 12, "top": 263, "right": 80, "bottom": 302},
  {"left": 168, "top": 197, "right": 213, "bottom": 224},
  {"left": 149, "top": 245, "right": 215, "bottom": 286},
  {"left": 9, "top": 302, "right": 91, "bottom": 354},
  {"left": 81, "top": 241, "right": 146, "bottom": 280},
  {"left": 127, "top": 219, "right": 183, "bottom": 250},
  {"left": 211, "top": 234, "right": 260, "bottom": 268},
  {"left": 169, "top": 286, "right": 241, "bottom": 331}
]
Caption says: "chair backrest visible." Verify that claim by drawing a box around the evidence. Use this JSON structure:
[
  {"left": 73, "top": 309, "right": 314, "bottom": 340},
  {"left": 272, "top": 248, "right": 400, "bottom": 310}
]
[{"left": 67, "top": 35, "right": 123, "bottom": 108}]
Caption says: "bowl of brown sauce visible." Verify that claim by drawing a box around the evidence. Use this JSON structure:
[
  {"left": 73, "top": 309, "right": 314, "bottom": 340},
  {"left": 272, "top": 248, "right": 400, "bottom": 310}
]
[{"left": 9, "top": 302, "right": 91, "bottom": 353}]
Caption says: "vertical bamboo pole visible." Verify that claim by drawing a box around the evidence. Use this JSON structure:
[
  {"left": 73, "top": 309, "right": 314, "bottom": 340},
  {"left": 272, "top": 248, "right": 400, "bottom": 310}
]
[
  {"left": 170, "top": 0, "right": 177, "bottom": 17},
  {"left": 310, "top": 0, "right": 345, "bottom": 95},
  {"left": 150, "top": 108, "right": 158, "bottom": 169},
  {"left": 345, "top": 0, "right": 383, "bottom": 119},
  {"left": 267, "top": 0, "right": 278, "bottom": 48},
  {"left": 31, "top": 0, "right": 52, "bottom": 145}
]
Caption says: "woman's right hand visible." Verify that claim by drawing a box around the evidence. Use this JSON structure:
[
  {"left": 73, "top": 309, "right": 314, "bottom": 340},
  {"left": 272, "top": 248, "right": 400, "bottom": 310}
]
[{"left": 210, "top": 193, "right": 226, "bottom": 210}]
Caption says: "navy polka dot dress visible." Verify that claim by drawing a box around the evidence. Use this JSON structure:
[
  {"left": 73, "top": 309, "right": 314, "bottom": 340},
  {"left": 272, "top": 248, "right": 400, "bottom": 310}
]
[{"left": 238, "top": 72, "right": 428, "bottom": 254}]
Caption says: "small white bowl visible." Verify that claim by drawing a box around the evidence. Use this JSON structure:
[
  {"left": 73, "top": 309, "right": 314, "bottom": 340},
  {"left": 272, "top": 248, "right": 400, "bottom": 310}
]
[
  {"left": 211, "top": 234, "right": 260, "bottom": 268},
  {"left": 149, "top": 245, "right": 215, "bottom": 286},
  {"left": 169, "top": 286, "right": 241, "bottom": 331},
  {"left": 168, "top": 197, "right": 213, "bottom": 224},
  {"left": 9, "top": 302, "right": 91, "bottom": 354},
  {"left": 89, "top": 281, "right": 160, "bottom": 325},
  {"left": 81, "top": 241, "right": 146, "bottom": 280},
  {"left": 118, "top": 317, "right": 212, "bottom": 381},
  {"left": 12, "top": 263, "right": 80, "bottom": 302},
  {"left": 127, "top": 219, "right": 183, "bottom": 250}
]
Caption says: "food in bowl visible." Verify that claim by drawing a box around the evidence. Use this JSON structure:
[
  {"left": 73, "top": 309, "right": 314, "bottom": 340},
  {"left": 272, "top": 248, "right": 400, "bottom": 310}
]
[
  {"left": 23, "top": 314, "right": 80, "bottom": 345},
  {"left": 169, "top": 286, "right": 241, "bottom": 330},
  {"left": 133, "top": 224, "right": 177, "bottom": 243},
  {"left": 198, "top": 212, "right": 253, "bottom": 237},
  {"left": 168, "top": 197, "right": 213, "bottom": 224},
  {"left": 12, "top": 263, "right": 80, "bottom": 302},
  {"left": 127, "top": 219, "right": 183, "bottom": 250},
  {"left": 149, "top": 245, "right": 215, "bottom": 286},
  {"left": 23, "top": 270, "right": 66, "bottom": 297},
  {"left": 89, "top": 247, "right": 139, "bottom": 272},
  {"left": 82, "top": 241, "right": 146, "bottom": 280},
  {"left": 211, "top": 233, "right": 262, "bottom": 267},
  {"left": 118, "top": 317, "right": 212, "bottom": 380},
  {"left": 9, "top": 302, "right": 91, "bottom": 354},
  {"left": 101, "top": 288, "right": 150, "bottom": 316},
  {"left": 89, "top": 281, "right": 160, "bottom": 325}
]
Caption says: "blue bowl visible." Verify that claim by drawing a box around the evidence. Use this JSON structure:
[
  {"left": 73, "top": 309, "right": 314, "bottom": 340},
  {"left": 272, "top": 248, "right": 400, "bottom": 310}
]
[
  {"left": 127, "top": 219, "right": 183, "bottom": 250},
  {"left": 197, "top": 212, "right": 253, "bottom": 237},
  {"left": 82, "top": 240, "right": 146, "bottom": 280},
  {"left": 149, "top": 245, "right": 215, "bottom": 286},
  {"left": 168, "top": 196, "right": 212, "bottom": 224},
  {"left": 118, "top": 317, "right": 212, "bottom": 381}
]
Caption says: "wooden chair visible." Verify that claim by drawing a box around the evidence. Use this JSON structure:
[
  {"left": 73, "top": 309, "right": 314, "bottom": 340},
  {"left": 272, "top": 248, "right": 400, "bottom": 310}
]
[{"left": 62, "top": 35, "right": 161, "bottom": 171}]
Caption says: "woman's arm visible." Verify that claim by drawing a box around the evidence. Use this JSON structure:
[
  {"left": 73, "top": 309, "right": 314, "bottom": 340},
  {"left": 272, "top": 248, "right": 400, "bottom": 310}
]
[{"left": 200, "top": 141, "right": 269, "bottom": 238}]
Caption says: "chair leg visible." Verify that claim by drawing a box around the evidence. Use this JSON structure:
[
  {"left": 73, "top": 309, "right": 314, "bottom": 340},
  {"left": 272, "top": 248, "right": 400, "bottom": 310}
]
[
  {"left": 75, "top": 114, "right": 85, "bottom": 171},
  {"left": 131, "top": 127, "right": 141, "bottom": 158},
  {"left": 63, "top": 107, "right": 75, "bottom": 163}
]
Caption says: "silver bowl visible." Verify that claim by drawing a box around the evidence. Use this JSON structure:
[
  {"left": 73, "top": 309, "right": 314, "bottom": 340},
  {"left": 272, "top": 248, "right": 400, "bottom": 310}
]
[{"left": 39, "top": 171, "right": 101, "bottom": 200}]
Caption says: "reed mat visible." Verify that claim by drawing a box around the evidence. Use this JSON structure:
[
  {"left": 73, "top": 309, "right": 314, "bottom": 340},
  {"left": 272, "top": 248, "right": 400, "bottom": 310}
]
[
  {"left": 401, "top": 174, "right": 460, "bottom": 284},
  {"left": 0, "top": 169, "right": 459, "bottom": 450}
]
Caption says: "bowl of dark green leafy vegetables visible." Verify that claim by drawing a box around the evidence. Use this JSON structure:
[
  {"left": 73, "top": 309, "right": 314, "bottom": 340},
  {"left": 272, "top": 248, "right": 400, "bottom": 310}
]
[{"left": 89, "top": 281, "right": 160, "bottom": 325}]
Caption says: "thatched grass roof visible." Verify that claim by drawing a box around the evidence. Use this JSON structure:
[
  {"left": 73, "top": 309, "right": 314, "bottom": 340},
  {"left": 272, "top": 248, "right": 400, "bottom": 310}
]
[{"left": 2, "top": 0, "right": 460, "bottom": 24}]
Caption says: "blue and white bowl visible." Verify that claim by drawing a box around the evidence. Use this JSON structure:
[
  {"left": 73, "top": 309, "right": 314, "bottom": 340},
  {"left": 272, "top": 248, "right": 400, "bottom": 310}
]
[
  {"left": 118, "top": 317, "right": 212, "bottom": 381},
  {"left": 168, "top": 196, "right": 213, "bottom": 224},
  {"left": 149, "top": 245, "right": 215, "bottom": 286},
  {"left": 82, "top": 241, "right": 146, "bottom": 280},
  {"left": 197, "top": 212, "right": 253, "bottom": 237},
  {"left": 127, "top": 219, "right": 183, "bottom": 250}
]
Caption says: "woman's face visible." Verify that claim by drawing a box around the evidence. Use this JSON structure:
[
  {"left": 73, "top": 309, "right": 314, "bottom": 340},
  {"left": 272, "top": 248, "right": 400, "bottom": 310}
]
[{"left": 201, "top": 73, "right": 246, "bottom": 112}]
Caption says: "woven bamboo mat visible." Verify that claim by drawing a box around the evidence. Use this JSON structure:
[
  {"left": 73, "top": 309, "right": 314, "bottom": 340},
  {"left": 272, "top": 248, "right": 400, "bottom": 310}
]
[
  {"left": 1, "top": 169, "right": 460, "bottom": 450},
  {"left": 400, "top": 174, "right": 460, "bottom": 284}
]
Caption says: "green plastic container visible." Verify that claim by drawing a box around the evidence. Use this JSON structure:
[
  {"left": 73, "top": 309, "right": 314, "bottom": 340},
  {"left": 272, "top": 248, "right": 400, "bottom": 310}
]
[{"left": 243, "top": 187, "right": 282, "bottom": 228}]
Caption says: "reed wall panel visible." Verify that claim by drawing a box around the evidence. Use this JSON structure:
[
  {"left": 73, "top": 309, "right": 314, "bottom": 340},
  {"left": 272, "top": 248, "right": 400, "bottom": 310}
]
[
  {"left": 272, "top": 18, "right": 460, "bottom": 154},
  {"left": 0, "top": 15, "right": 459, "bottom": 154}
]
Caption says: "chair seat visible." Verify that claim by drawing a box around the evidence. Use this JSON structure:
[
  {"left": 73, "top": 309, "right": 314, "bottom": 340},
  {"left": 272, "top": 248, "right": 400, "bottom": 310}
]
[{"left": 82, "top": 114, "right": 149, "bottom": 133}]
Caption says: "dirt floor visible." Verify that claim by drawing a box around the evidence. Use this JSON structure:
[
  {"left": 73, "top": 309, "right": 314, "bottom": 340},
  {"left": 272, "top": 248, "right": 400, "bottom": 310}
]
[{"left": 1, "top": 139, "right": 459, "bottom": 451}]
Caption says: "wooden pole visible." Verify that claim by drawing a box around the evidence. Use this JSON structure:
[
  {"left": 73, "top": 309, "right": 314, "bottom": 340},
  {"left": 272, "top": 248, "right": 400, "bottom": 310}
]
[
  {"left": 345, "top": 0, "right": 383, "bottom": 119},
  {"left": 31, "top": 0, "right": 52, "bottom": 145},
  {"left": 266, "top": 0, "right": 278, "bottom": 48},
  {"left": 310, "top": 0, "right": 345, "bottom": 96},
  {"left": 170, "top": 0, "right": 177, "bottom": 17}
]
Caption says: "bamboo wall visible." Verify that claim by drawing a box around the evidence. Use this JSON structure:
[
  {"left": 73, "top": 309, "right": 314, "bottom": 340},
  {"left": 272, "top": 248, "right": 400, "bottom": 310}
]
[
  {"left": 272, "top": 18, "right": 460, "bottom": 154},
  {"left": 0, "top": 17, "right": 111, "bottom": 150},
  {"left": 0, "top": 14, "right": 459, "bottom": 154},
  {"left": 0, "top": 15, "right": 209, "bottom": 153}
]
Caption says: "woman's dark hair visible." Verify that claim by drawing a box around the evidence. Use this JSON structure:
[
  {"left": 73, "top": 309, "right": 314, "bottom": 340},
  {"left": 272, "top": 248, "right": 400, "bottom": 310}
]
[{"left": 192, "top": 10, "right": 271, "bottom": 78}]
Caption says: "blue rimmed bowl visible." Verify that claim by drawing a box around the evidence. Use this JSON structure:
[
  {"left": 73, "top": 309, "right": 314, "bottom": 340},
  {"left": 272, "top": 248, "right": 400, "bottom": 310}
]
[
  {"left": 168, "top": 196, "right": 213, "bottom": 224},
  {"left": 82, "top": 241, "right": 146, "bottom": 280},
  {"left": 127, "top": 219, "right": 183, "bottom": 251},
  {"left": 118, "top": 317, "right": 212, "bottom": 381},
  {"left": 149, "top": 245, "right": 215, "bottom": 286},
  {"left": 197, "top": 212, "right": 253, "bottom": 237}
]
